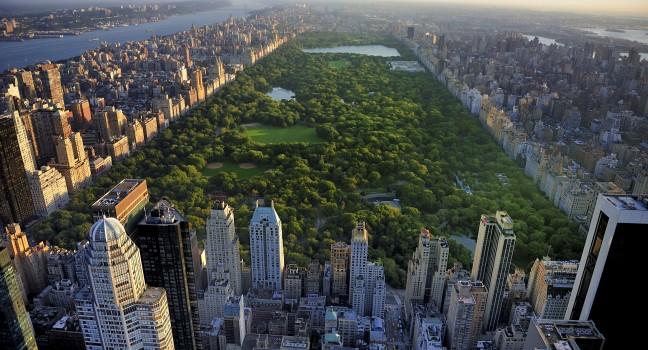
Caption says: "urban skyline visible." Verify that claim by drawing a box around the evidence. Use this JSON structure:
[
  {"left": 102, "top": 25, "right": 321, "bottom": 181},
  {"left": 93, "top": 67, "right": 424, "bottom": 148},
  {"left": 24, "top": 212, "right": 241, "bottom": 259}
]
[{"left": 0, "top": 1, "right": 646, "bottom": 349}]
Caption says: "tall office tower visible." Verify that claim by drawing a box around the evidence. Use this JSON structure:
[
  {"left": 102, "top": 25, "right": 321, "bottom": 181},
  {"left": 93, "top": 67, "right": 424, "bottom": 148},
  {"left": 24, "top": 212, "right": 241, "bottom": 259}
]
[
  {"left": 365, "top": 262, "right": 384, "bottom": 316},
  {"left": 523, "top": 319, "right": 605, "bottom": 350},
  {"left": 501, "top": 269, "right": 527, "bottom": 325},
  {"left": 39, "top": 64, "right": 64, "bottom": 106},
  {"left": 0, "top": 113, "right": 36, "bottom": 225},
  {"left": 74, "top": 217, "right": 175, "bottom": 350},
  {"left": 322, "top": 262, "right": 332, "bottom": 298},
  {"left": 92, "top": 179, "right": 149, "bottom": 234},
  {"left": 93, "top": 106, "right": 127, "bottom": 142},
  {"left": 30, "top": 107, "right": 72, "bottom": 164},
  {"left": 425, "top": 232, "right": 449, "bottom": 311},
  {"left": 28, "top": 165, "right": 69, "bottom": 217},
  {"left": 471, "top": 211, "right": 516, "bottom": 331},
  {"left": 443, "top": 263, "right": 470, "bottom": 316},
  {"left": 205, "top": 201, "right": 242, "bottom": 295},
  {"left": 348, "top": 222, "right": 368, "bottom": 306},
  {"left": 191, "top": 68, "right": 205, "bottom": 101},
  {"left": 405, "top": 229, "right": 432, "bottom": 318},
  {"left": 52, "top": 132, "right": 91, "bottom": 193},
  {"left": 70, "top": 98, "right": 92, "bottom": 128},
  {"left": 446, "top": 280, "right": 488, "bottom": 350},
  {"left": 249, "top": 201, "right": 284, "bottom": 291},
  {"left": 350, "top": 275, "right": 366, "bottom": 316},
  {"left": 198, "top": 267, "right": 233, "bottom": 327},
  {"left": 527, "top": 258, "right": 578, "bottom": 320},
  {"left": 330, "top": 242, "right": 349, "bottom": 298},
  {"left": 0, "top": 246, "right": 38, "bottom": 350},
  {"left": 5, "top": 223, "right": 50, "bottom": 297},
  {"left": 283, "top": 264, "right": 303, "bottom": 301},
  {"left": 370, "top": 265, "right": 386, "bottom": 318},
  {"left": 567, "top": 195, "right": 647, "bottom": 349},
  {"left": 305, "top": 260, "right": 321, "bottom": 295},
  {"left": 405, "top": 228, "right": 449, "bottom": 318},
  {"left": 136, "top": 200, "right": 200, "bottom": 350},
  {"left": 16, "top": 69, "right": 37, "bottom": 100},
  {"left": 222, "top": 296, "right": 247, "bottom": 346}
]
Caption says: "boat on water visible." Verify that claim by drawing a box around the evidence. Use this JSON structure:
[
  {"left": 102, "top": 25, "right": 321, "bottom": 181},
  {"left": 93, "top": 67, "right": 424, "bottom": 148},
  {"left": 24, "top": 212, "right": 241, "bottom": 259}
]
[{"left": 89, "top": 38, "right": 100, "bottom": 42}]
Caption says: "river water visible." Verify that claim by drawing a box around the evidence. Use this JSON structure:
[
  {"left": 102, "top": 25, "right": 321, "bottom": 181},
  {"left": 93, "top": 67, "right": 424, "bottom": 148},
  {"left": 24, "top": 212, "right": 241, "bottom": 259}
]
[{"left": 0, "top": 6, "right": 253, "bottom": 71}]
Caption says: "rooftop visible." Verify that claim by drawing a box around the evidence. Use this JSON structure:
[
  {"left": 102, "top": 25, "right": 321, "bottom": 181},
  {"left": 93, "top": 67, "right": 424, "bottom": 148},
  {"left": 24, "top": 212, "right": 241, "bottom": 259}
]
[
  {"left": 534, "top": 319, "right": 605, "bottom": 350},
  {"left": 92, "top": 179, "right": 146, "bottom": 208},
  {"left": 603, "top": 194, "right": 648, "bottom": 211}
]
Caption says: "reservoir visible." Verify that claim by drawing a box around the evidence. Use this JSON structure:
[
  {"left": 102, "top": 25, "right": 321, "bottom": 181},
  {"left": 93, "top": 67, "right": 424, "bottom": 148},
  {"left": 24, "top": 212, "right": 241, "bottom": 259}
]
[
  {"left": 303, "top": 45, "right": 400, "bottom": 57},
  {"left": 0, "top": 6, "right": 252, "bottom": 70},
  {"left": 523, "top": 34, "right": 564, "bottom": 47}
]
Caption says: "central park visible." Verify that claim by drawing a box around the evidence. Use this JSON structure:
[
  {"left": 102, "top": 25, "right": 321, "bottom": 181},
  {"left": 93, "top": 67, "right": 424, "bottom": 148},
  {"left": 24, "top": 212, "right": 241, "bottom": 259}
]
[{"left": 33, "top": 32, "right": 583, "bottom": 287}]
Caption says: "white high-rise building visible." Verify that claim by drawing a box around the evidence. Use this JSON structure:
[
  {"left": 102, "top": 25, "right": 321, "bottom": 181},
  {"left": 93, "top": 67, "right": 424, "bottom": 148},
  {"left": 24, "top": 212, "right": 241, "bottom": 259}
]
[
  {"left": 206, "top": 201, "right": 242, "bottom": 295},
  {"left": 74, "top": 217, "right": 174, "bottom": 350},
  {"left": 471, "top": 211, "right": 516, "bottom": 331},
  {"left": 350, "top": 275, "right": 366, "bottom": 317},
  {"left": 249, "top": 201, "right": 284, "bottom": 291},
  {"left": 348, "top": 222, "right": 368, "bottom": 307},
  {"left": 426, "top": 233, "right": 449, "bottom": 311},
  {"left": 371, "top": 267, "right": 386, "bottom": 318},
  {"left": 405, "top": 228, "right": 449, "bottom": 318},
  {"left": 198, "top": 268, "right": 234, "bottom": 327},
  {"left": 446, "top": 280, "right": 488, "bottom": 350}
]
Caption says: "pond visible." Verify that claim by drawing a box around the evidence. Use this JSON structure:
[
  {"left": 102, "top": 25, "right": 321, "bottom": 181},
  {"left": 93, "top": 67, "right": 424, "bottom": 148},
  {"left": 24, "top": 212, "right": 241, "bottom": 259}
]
[
  {"left": 267, "top": 87, "right": 295, "bottom": 101},
  {"left": 524, "top": 35, "right": 564, "bottom": 47},
  {"left": 303, "top": 45, "right": 400, "bottom": 57}
]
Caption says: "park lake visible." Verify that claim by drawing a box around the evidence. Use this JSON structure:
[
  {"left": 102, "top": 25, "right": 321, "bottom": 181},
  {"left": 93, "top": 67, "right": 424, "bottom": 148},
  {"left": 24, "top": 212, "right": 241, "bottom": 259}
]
[
  {"left": 303, "top": 45, "right": 400, "bottom": 57},
  {"left": 267, "top": 87, "right": 295, "bottom": 101}
]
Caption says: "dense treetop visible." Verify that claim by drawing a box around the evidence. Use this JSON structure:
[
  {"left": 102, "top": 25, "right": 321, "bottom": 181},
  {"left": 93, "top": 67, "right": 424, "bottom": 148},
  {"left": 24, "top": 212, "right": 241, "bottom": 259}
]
[{"left": 33, "top": 32, "right": 583, "bottom": 287}]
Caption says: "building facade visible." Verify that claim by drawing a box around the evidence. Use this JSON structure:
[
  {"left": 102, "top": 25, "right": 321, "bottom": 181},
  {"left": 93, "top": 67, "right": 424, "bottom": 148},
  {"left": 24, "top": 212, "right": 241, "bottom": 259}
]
[
  {"left": 136, "top": 200, "right": 200, "bottom": 350},
  {"left": 74, "top": 217, "right": 175, "bottom": 350},
  {"left": 471, "top": 211, "right": 516, "bottom": 331},
  {"left": 249, "top": 201, "right": 284, "bottom": 292}
]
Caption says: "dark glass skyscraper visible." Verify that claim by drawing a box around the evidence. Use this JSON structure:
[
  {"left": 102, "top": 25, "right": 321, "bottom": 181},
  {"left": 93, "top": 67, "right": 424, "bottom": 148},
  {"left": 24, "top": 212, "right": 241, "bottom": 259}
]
[
  {"left": 1, "top": 246, "right": 38, "bottom": 350},
  {"left": 136, "top": 199, "right": 201, "bottom": 350},
  {"left": 0, "top": 113, "right": 35, "bottom": 226},
  {"left": 568, "top": 194, "right": 647, "bottom": 349}
]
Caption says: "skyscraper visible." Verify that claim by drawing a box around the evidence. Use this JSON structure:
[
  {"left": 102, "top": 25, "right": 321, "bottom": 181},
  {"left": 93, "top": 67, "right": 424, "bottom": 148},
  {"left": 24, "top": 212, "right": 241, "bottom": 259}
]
[
  {"left": 368, "top": 263, "right": 386, "bottom": 318},
  {"left": 0, "top": 245, "right": 37, "bottom": 350},
  {"left": 471, "top": 211, "right": 516, "bottom": 331},
  {"left": 27, "top": 165, "right": 69, "bottom": 217},
  {"left": 445, "top": 280, "right": 488, "bottom": 350},
  {"left": 5, "top": 223, "right": 49, "bottom": 298},
  {"left": 0, "top": 112, "right": 35, "bottom": 225},
  {"left": 249, "top": 201, "right": 284, "bottom": 291},
  {"left": 136, "top": 200, "right": 200, "bottom": 350},
  {"left": 205, "top": 201, "right": 242, "bottom": 295},
  {"left": 51, "top": 132, "right": 92, "bottom": 193},
  {"left": 330, "top": 242, "right": 349, "bottom": 299},
  {"left": 405, "top": 228, "right": 450, "bottom": 319},
  {"left": 527, "top": 258, "right": 578, "bottom": 320},
  {"left": 348, "top": 222, "right": 368, "bottom": 310},
  {"left": 39, "top": 64, "right": 64, "bottom": 106},
  {"left": 567, "top": 194, "right": 647, "bottom": 349},
  {"left": 74, "top": 217, "right": 175, "bottom": 350}
]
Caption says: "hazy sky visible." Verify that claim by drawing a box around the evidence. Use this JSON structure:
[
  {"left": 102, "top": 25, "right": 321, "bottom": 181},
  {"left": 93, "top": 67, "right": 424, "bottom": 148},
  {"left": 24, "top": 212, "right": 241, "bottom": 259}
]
[
  {"left": 422, "top": 0, "right": 648, "bottom": 16},
  {"left": 2, "top": 0, "right": 648, "bottom": 17}
]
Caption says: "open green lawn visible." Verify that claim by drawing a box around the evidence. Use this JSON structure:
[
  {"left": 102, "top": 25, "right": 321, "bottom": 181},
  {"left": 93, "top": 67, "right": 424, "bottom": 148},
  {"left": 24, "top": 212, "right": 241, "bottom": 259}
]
[
  {"left": 329, "top": 59, "right": 351, "bottom": 69},
  {"left": 244, "top": 124, "right": 322, "bottom": 144},
  {"left": 202, "top": 161, "right": 267, "bottom": 179}
]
